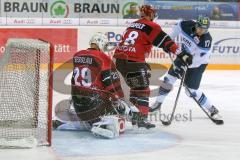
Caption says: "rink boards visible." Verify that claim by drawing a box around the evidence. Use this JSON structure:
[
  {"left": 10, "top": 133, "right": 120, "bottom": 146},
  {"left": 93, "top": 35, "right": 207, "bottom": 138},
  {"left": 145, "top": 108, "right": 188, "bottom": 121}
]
[{"left": 0, "top": 26, "right": 240, "bottom": 70}]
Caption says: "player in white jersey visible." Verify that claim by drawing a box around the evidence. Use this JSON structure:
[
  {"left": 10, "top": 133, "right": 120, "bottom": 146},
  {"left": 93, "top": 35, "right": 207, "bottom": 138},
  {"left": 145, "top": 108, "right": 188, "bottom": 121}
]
[{"left": 150, "top": 16, "right": 220, "bottom": 118}]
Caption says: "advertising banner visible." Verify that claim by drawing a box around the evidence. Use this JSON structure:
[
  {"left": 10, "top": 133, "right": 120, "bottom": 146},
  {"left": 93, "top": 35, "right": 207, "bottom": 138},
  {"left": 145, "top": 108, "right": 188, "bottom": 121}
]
[
  {"left": 41, "top": 0, "right": 80, "bottom": 25},
  {"left": 209, "top": 28, "right": 240, "bottom": 64},
  {"left": 0, "top": 28, "right": 78, "bottom": 63},
  {"left": 145, "top": 0, "right": 239, "bottom": 21},
  {"left": 0, "top": 0, "right": 238, "bottom": 28},
  {"left": 0, "top": 0, "right": 144, "bottom": 25},
  {"left": 78, "top": 26, "right": 240, "bottom": 66},
  {"left": 0, "top": 26, "right": 239, "bottom": 69}
]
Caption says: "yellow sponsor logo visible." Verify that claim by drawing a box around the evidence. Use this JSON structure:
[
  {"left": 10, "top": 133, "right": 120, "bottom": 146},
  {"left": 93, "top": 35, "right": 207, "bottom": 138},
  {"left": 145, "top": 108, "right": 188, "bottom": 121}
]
[{"left": 202, "top": 19, "right": 208, "bottom": 25}]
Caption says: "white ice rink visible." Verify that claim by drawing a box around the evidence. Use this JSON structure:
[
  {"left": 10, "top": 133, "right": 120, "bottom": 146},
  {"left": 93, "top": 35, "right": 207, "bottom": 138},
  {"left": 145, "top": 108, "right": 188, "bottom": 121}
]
[{"left": 1, "top": 70, "right": 240, "bottom": 160}]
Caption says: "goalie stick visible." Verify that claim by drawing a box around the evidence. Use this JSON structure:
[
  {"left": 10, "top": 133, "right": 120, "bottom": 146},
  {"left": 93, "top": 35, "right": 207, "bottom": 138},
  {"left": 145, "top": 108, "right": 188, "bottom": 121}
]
[
  {"left": 60, "top": 86, "right": 139, "bottom": 122},
  {"left": 167, "top": 53, "right": 224, "bottom": 125},
  {"left": 87, "top": 87, "right": 140, "bottom": 119}
]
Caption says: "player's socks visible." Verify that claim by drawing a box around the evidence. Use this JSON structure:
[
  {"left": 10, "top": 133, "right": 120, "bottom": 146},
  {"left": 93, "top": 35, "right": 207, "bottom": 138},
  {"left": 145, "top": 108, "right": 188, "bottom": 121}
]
[
  {"left": 196, "top": 93, "right": 221, "bottom": 118},
  {"left": 150, "top": 85, "right": 171, "bottom": 112}
]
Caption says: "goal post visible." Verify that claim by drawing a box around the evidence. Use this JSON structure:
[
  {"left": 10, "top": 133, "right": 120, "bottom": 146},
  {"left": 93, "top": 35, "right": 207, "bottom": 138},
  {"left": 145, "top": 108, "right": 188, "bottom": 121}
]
[{"left": 0, "top": 38, "right": 53, "bottom": 148}]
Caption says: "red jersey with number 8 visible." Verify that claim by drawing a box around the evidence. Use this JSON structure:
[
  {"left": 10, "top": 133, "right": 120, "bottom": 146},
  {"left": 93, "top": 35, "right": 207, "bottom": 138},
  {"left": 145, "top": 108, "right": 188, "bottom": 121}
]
[{"left": 114, "top": 18, "right": 178, "bottom": 62}]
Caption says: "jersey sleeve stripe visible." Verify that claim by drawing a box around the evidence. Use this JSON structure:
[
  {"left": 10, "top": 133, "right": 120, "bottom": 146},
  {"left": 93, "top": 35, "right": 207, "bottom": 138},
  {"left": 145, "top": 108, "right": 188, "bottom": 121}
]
[
  {"left": 153, "top": 32, "right": 174, "bottom": 49},
  {"left": 102, "top": 76, "right": 111, "bottom": 82},
  {"left": 101, "top": 70, "right": 112, "bottom": 86},
  {"left": 164, "top": 41, "right": 175, "bottom": 52},
  {"left": 157, "top": 35, "right": 168, "bottom": 48},
  {"left": 153, "top": 31, "right": 167, "bottom": 46}
]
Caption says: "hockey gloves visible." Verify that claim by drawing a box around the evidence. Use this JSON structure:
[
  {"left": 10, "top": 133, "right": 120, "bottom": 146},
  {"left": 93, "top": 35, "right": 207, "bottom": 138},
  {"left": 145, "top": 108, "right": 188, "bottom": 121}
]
[{"left": 177, "top": 50, "right": 193, "bottom": 66}]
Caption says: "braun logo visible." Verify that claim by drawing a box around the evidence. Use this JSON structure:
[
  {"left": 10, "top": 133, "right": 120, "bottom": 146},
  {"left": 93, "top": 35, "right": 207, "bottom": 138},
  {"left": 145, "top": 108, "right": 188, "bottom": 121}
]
[
  {"left": 4, "top": 2, "right": 48, "bottom": 13},
  {"left": 74, "top": 3, "right": 119, "bottom": 13},
  {"left": 3, "top": 1, "right": 120, "bottom": 14}
]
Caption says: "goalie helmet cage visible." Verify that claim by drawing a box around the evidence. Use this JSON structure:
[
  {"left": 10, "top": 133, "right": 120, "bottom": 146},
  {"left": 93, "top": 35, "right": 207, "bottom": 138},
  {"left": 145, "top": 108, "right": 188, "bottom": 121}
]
[{"left": 0, "top": 38, "right": 53, "bottom": 148}]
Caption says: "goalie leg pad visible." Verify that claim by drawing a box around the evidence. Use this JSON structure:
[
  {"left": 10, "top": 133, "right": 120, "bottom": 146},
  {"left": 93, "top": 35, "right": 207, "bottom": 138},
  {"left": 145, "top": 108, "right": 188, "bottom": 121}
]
[
  {"left": 91, "top": 115, "right": 126, "bottom": 139},
  {"left": 91, "top": 126, "right": 115, "bottom": 139}
]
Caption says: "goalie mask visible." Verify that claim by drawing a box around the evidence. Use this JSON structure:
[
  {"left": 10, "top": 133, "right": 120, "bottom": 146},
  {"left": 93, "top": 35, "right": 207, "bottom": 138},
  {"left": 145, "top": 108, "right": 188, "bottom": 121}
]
[{"left": 89, "top": 32, "right": 108, "bottom": 52}]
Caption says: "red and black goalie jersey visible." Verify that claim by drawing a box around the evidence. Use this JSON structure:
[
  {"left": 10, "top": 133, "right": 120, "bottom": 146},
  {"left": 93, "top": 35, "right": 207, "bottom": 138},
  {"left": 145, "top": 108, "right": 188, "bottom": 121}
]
[
  {"left": 114, "top": 18, "right": 179, "bottom": 62},
  {"left": 72, "top": 48, "right": 124, "bottom": 98}
]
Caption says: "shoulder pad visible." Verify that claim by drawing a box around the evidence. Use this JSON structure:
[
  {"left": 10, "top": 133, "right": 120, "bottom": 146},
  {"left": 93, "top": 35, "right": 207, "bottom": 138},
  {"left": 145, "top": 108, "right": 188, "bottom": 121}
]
[{"left": 180, "top": 20, "right": 196, "bottom": 30}]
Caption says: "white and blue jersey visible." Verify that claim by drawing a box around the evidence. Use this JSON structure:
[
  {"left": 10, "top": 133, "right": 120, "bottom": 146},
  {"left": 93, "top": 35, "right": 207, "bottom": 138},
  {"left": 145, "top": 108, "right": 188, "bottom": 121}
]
[{"left": 170, "top": 20, "right": 212, "bottom": 68}]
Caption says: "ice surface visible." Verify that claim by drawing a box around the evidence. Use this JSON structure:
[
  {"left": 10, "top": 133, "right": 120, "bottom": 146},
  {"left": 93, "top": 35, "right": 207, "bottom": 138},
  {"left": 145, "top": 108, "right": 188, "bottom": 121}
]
[{"left": 1, "top": 70, "right": 240, "bottom": 160}]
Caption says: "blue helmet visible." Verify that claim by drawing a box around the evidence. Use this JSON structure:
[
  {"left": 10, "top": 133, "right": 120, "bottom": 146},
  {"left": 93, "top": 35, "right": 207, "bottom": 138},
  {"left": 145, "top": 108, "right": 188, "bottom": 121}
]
[{"left": 196, "top": 15, "right": 210, "bottom": 30}]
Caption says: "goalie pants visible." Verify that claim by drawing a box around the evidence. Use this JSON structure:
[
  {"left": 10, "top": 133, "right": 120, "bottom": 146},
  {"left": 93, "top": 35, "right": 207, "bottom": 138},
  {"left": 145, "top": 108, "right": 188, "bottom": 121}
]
[{"left": 71, "top": 86, "right": 114, "bottom": 123}]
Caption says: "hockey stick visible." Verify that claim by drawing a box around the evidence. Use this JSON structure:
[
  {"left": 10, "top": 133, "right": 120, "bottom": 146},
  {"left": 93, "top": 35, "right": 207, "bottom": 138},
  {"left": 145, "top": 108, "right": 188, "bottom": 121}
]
[
  {"left": 160, "top": 65, "right": 187, "bottom": 126},
  {"left": 167, "top": 53, "right": 224, "bottom": 125},
  {"left": 70, "top": 86, "right": 139, "bottom": 119}
]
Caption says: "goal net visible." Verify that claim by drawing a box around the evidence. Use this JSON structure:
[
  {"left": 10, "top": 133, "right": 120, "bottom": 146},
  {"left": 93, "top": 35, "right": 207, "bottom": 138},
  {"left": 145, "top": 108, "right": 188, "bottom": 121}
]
[{"left": 0, "top": 38, "right": 53, "bottom": 148}]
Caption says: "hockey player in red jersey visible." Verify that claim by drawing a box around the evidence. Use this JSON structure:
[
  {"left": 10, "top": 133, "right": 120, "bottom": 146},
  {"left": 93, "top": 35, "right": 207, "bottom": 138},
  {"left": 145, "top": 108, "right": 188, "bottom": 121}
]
[
  {"left": 54, "top": 32, "right": 139, "bottom": 138},
  {"left": 114, "top": 5, "right": 193, "bottom": 128},
  {"left": 71, "top": 33, "right": 123, "bottom": 101}
]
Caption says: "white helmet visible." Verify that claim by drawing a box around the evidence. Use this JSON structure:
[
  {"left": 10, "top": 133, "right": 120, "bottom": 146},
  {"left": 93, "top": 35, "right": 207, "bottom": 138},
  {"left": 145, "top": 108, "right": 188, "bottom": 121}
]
[{"left": 89, "top": 32, "right": 108, "bottom": 52}]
